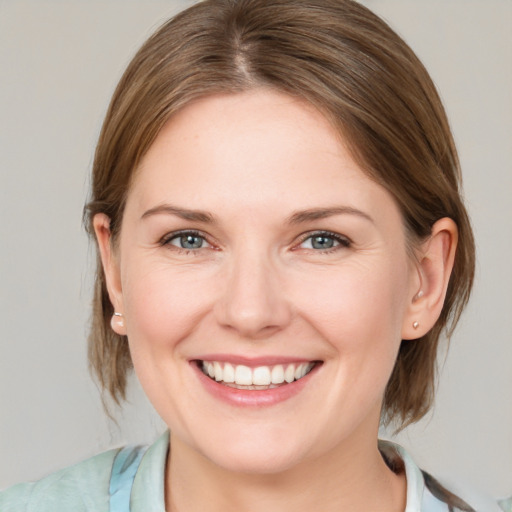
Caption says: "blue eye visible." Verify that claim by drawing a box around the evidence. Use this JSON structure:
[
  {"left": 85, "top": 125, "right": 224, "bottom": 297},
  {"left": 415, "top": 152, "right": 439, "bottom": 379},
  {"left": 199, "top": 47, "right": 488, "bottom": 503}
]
[
  {"left": 299, "top": 232, "right": 350, "bottom": 251},
  {"left": 166, "top": 232, "right": 208, "bottom": 250}
]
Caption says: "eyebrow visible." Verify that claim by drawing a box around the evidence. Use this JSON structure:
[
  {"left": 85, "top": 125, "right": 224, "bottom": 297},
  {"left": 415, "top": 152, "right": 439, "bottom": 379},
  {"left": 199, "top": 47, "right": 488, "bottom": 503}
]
[
  {"left": 287, "top": 207, "right": 374, "bottom": 225},
  {"left": 141, "top": 204, "right": 373, "bottom": 225},
  {"left": 141, "top": 204, "right": 215, "bottom": 223}
]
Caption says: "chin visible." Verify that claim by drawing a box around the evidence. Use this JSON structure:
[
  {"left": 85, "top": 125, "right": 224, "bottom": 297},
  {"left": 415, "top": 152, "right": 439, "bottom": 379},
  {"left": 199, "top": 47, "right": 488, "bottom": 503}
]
[
  {"left": 190, "top": 428, "right": 311, "bottom": 475},
  {"left": 208, "top": 445, "right": 305, "bottom": 475}
]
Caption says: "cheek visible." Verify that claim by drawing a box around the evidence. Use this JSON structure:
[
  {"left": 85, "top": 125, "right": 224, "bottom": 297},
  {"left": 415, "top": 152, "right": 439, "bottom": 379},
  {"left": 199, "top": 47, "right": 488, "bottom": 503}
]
[
  {"left": 118, "top": 260, "right": 218, "bottom": 425},
  {"left": 292, "top": 257, "right": 410, "bottom": 357},
  {"left": 120, "top": 259, "right": 216, "bottom": 352}
]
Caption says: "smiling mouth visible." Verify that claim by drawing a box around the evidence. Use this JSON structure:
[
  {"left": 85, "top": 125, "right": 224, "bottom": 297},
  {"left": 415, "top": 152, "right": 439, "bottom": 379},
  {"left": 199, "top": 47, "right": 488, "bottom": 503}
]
[{"left": 198, "top": 360, "right": 319, "bottom": 390}]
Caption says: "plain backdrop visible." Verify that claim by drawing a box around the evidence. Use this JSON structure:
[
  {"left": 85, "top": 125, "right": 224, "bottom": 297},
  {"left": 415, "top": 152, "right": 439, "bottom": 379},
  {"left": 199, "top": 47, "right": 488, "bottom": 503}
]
[{"left": 1, "top": 0, "right": 511, "bottom": 499}]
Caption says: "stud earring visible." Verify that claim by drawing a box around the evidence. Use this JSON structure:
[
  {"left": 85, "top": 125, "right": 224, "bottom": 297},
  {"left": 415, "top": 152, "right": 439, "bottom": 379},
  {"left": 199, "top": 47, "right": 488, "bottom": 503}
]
[
  {"left": 111, "top": 312, "right": 125, "bottom": 332},
  {"left": 413, "top": 321, "right": 419, "bottom": 329}
]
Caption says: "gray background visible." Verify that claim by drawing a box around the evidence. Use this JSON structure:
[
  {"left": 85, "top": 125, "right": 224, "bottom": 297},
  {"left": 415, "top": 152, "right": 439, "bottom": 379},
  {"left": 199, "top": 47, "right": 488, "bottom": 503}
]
[{"left": 1, "top": 0, "right": 511, "bottom": 498}]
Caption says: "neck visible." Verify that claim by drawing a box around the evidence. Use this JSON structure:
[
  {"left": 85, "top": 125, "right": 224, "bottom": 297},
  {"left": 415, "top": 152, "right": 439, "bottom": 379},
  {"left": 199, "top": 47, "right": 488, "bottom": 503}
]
[{"left": 165, "top": 429, "right": 406, "bottom": 512}]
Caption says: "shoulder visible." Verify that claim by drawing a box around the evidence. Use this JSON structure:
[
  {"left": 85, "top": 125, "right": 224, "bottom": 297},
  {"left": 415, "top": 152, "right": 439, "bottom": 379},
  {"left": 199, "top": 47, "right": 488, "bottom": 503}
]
[
  {"left": 422, "top": 472, "right": 508, "bottom": 512},
  {"left": 379, "top": 440, "right": 504, "bottom": 512},
  {"left": 0, "top": 447, "right": 120, "bottom": 512},
  {"left": 0, "top": 431, "right": 169, "bottom": 512}
]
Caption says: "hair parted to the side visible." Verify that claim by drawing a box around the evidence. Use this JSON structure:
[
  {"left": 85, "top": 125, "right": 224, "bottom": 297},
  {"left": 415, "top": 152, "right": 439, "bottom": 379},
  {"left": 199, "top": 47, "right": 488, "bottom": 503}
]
[{"left": 84, "top": 0, "right": 475, "bottom": 429}]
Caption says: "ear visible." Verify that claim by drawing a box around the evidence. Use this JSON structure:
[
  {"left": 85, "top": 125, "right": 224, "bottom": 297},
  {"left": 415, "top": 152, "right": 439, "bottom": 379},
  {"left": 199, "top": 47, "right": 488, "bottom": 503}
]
[
  {"left": 402, "top": 218, "right": 458, "bottom": 340},
  {"left": 93, "top": 213, "right": 126, "bottom": 336}
]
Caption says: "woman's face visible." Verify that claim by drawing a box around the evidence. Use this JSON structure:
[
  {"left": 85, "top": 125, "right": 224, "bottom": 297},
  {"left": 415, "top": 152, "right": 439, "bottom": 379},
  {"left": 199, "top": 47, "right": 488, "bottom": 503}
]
[{"left": 99, "top": 90, "right": 420, "bottom": 473}]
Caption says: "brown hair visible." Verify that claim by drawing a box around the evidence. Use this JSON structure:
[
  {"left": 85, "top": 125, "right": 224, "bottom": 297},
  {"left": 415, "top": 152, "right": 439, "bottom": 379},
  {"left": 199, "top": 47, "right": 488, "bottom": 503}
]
[{"left": 85, "top": 0, "right": 475, "bottom": 428}]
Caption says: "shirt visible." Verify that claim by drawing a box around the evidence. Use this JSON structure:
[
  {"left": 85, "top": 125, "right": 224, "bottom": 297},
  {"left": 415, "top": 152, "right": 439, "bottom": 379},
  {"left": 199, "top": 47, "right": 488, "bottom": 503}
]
[{"left": 0, "top": 432, "right": 505, "bottom": 512}]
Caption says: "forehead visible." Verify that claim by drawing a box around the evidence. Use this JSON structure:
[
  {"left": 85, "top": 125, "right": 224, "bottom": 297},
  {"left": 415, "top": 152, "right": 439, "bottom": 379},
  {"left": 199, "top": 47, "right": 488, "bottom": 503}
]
[{"left": 126, "top": 89, "right": 401, "bottom": 225}]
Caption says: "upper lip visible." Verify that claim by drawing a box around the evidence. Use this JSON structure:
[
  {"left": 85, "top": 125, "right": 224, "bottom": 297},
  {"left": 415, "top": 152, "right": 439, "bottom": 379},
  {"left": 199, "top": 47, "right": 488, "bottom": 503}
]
[{"left": 192, "top": 354, "right": 320, "bottom": 367}]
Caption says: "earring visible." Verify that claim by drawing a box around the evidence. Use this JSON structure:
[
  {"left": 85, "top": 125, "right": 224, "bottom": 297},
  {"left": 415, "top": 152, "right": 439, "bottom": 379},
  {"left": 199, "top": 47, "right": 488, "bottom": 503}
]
[
  {"left": 111, "top": 312, "right": 125, "bottom": 332},
  {"left": 413, "top": 321, "right": 419, "bottom": 329}
]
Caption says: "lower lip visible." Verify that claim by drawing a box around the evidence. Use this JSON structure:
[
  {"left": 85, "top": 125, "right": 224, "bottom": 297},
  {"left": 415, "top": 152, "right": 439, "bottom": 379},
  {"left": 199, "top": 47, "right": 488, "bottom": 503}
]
[{"left": 192, "top": 362, "right": 319, "bottom": 407}]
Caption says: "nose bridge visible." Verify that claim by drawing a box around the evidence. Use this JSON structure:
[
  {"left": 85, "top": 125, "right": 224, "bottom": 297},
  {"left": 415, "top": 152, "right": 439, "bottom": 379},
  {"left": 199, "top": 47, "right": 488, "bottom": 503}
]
[{"left": 216, "top": 241, "right": 291, "bottom": 338}]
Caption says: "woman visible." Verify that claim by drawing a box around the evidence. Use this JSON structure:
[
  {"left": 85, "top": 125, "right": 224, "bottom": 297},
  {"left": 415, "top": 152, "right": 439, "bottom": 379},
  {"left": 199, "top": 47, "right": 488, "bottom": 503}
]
[{"left": 0, "top": 0, "right": 507, "bottom": 511}]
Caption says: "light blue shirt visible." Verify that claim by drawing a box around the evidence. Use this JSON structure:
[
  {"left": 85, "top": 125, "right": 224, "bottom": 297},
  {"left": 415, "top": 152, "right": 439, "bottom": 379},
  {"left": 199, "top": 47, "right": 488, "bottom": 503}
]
[{"left": 0, "top": 433, "right": 505, "bottom": 512}]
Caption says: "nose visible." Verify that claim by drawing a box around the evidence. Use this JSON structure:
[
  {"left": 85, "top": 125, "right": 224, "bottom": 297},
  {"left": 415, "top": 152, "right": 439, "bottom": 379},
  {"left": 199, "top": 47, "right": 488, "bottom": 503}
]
[{"left": 214, "top": 249, "right": 292, "bottom": 339}]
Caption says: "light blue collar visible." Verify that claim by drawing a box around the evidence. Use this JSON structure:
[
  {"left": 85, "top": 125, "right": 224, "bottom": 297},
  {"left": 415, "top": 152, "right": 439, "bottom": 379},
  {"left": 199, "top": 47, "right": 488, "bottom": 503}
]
[{"left": 109, "top": 431, "right": 169, "bottom": 512}]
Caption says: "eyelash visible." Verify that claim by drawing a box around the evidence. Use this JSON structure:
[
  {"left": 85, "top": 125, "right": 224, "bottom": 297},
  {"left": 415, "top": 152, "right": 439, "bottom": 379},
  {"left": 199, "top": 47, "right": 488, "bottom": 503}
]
[
  {"left": 159, "top": 230, "right": 213, "bottom": 255},
  {"left": 295, "top": 231, "right": 352, "bottom": 253},
  {"left": 159, "top": 229, "right": 351, "bottom": 255}
]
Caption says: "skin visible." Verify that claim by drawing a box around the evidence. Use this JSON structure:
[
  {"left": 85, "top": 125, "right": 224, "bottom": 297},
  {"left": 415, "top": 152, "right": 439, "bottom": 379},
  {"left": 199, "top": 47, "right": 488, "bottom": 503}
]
[{"left": 95, "top": 89, "right": 457, "bottom": 512}]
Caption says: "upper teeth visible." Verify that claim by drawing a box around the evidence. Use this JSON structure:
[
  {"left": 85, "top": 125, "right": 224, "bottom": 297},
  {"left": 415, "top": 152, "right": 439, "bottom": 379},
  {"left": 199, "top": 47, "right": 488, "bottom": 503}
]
[{"left": 201, "top": 361, "right": 315, "bottom": 386}]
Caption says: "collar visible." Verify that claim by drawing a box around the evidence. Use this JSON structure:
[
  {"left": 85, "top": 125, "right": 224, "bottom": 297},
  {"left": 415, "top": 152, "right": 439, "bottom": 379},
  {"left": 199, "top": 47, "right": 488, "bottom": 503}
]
[
  {"left": 379, "top": 439, "right": 429, "bottom": 511},
  {"left": 130, "top": 431, "right": 169, "bottom": 512},
  {"left": 128, "top": 432, "right": 480, "bottom": 512}
]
